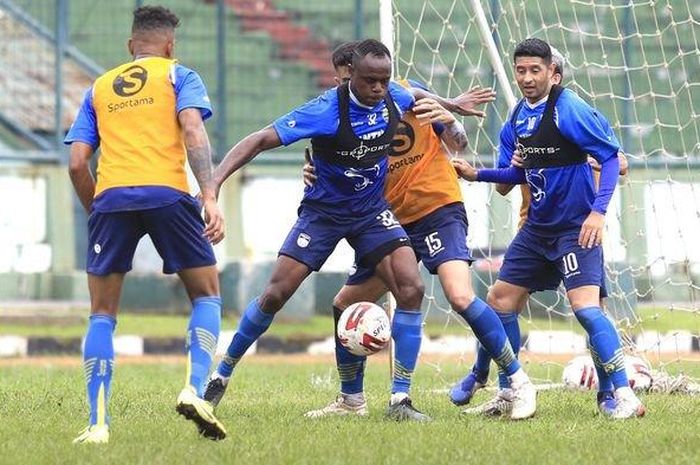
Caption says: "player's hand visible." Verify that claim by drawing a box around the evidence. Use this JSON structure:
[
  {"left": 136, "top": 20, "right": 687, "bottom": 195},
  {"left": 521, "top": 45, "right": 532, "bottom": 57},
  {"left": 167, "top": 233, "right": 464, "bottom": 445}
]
[
  {"left": 413, "top": 98, "right": 456, "bottom": 125},
  {"left": 448, "top": 86, "right": 497, "bottom": 118},
  {"left": 587, "top": 156, "right": 601, "bottom": 172},
  {"left": 618, "top": 152, "right": 629, "bottom": 175},
  {"left": 578, "top": 211, "right": 604, "bottom": 249},
  {"left": 451, "top": 157, "right": 478, "bottom": 181},
  {"left": 202, "top": 197, "right": 225, "bottom": 245},
  {"left": 511, "top": 149, "right": 525, "bottom": 168},
  {"left": 303, "top": 147, "right": 317, "bottom": 187}
]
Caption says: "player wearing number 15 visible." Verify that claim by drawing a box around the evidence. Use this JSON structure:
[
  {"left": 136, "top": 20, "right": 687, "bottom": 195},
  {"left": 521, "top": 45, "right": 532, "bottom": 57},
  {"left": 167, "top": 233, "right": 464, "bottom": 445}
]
[
  {"left": 451, "top": 38, "right": 645, "bottom": 419},
  {"left": 303, "top": 41, "right": 536, "bottom": 421},
  {"left": 65, "top": 6, "right": 226, "bottom": 443}
]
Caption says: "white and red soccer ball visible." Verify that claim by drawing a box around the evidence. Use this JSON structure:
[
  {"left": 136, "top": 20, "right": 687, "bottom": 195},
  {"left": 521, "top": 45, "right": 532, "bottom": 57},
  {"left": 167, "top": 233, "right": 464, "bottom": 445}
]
[
  {"left": 562, "top": 354, "right": 653, "bottom": 391},
  {"left": 337, "top": 302, "right": 391, "bottom": 356}
]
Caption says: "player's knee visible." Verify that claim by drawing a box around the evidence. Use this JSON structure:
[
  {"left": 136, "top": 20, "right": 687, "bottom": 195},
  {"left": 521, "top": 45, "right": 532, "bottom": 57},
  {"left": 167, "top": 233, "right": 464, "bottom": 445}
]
[
  {"left": 486, "top": 288, "right": 510, "bottom": 312},
  {"left": 446, "top": 289, "right": 476, "bottom": 313},
  {"left": 258, "top": 286, "right": 291, "bottom": 313},
  {"left": 332, "top": 294, "right": 351, "bottom": 311},
  {"left": 394, "top": 278, "right": 424, "bottom": 309}
]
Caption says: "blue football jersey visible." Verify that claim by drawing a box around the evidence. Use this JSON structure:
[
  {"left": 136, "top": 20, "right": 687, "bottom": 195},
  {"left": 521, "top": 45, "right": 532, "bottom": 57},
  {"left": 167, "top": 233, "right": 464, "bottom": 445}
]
[
  {"left": 273, "top": 82, "right": 414, "bottom": 221},
  {"left": 498, "top": 88, "right": 621, "bottom": 234}
]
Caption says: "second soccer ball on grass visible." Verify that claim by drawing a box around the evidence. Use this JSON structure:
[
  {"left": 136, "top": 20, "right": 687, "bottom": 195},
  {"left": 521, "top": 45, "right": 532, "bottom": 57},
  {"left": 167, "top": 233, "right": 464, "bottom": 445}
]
[{"left": 337, "top": 302, "right": 391, "bottom": 357}]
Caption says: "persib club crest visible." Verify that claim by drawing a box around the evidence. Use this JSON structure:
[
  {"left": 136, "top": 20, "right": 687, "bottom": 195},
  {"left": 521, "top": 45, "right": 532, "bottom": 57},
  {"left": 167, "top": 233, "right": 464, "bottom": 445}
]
[{"left": 297, "top": 233, "right": 311, "bottom": 248}]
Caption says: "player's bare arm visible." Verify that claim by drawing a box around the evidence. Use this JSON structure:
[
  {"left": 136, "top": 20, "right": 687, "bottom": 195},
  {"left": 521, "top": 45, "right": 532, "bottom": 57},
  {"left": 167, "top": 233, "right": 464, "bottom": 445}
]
[
  {"left": 214, "top": 126, "right": 282, "bottom": 191},
  {"left": 411, "top": 85, "right": 496, "bottom": 118},
  {"left": 413, "top": 98, "right": 468, "bottom": 152},
  {"left": 68, "top": 141, "right": 96, "bottom": 213},
  {"left": 179, "top": 107, "right": 225, "bottom": 244},
  {"left": 302, "top": 147, "right": 316, "bottom": 187}
]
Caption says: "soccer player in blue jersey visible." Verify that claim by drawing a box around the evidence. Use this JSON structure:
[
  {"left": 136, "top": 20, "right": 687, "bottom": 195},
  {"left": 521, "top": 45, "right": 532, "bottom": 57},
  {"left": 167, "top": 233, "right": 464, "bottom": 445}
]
[
  {"left": 451, "top": 46, "right": 631, "bottom": 416},
  {"left": 65, "top": 6, "right": 226, "bottom": 443},
  {"left": 300, "top": 41, "right": 536, "bottom": 421},
  {"left": 204, "top": 39, "right": 436, "bottom": 421},
  {"left": 451, "top": 38, "right": 645, "bottom": 419}
]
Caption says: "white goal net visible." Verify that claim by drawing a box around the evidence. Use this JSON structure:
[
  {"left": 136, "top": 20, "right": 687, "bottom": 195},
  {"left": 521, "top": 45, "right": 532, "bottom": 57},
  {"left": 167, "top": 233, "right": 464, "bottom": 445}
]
[{"left": 385, "top": 0, "right": 700, "bottom": 389}]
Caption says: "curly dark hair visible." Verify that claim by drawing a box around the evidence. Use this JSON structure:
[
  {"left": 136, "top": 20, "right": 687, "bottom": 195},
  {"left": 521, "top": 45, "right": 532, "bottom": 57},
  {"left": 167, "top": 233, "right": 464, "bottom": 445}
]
[
  {"left": 513, "top": 37, "right": 551, "bottom": 64},
  {"left": 352, "top": 39, "right": 391, "bottom": 67},
  {"left": 132, "top": 5, "right": 180, "bottom": 33}
]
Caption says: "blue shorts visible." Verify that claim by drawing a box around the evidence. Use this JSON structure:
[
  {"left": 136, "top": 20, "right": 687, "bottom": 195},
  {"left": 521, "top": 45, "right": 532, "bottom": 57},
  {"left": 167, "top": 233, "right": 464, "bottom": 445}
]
[
  {"left": 347, "top": 202, "right": 472, "bottom": 285},
  {"left": 86, "top": 195, "right": 216, "bottom": 276},
  {"left": 498, "top": 226, "right": 603, "bottom": 292},
  {"left": 279, "top": 204, "right": 409, "bottom": 272}
]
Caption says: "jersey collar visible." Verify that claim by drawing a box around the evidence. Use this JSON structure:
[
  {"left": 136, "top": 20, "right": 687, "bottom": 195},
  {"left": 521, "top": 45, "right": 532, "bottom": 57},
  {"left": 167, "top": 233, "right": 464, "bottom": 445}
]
[
  {"left": 348, "top": 86, "right": 377, "bottom": 110},
  {"left": 525, "top": 94, "right": 549, "bottom": 109}
]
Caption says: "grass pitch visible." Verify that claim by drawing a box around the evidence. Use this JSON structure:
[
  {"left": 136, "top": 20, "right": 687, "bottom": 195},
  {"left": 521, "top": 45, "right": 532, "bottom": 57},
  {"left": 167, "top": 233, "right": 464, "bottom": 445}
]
[{"left": 1, "top": 355, "right": 699, "bottom": 465}]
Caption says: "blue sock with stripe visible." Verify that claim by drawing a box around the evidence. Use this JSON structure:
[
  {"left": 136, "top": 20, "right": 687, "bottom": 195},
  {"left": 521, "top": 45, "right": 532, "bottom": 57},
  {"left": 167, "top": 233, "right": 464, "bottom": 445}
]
[
  {"left": 333, "top": 306, "right": 366, "bottom": 394},
  {"left": 470, "top": 310, "right": 520, "bottom": 388},
  {"left": 589, "top": 339, "right": 615, "bottom": 393},
  {"left": 496, "top": 311, "right": 521, "bottom": 388},
  {"left": 457, "top": 299, "right": 520, "bottom": 380},
  {"left": 391, "top": 309, "right": 423, "bottom": 394},
  {"left": 575, "top": 307, "right": 628, "bottom": 389},
  {"left": 83, "top": 314, "right": 116, "bottom": 426},
  {"left": 186, "top": 296, "right": 222, "bottom": 397},
  {"left": 217, "top": 298, "right": 273, "bottom": 378}
]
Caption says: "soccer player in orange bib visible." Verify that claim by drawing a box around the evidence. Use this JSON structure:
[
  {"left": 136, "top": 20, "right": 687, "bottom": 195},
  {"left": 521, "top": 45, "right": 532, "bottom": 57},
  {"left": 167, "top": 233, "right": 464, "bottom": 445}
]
[
  {"left": 65, "top": 6, "right": 226, "bottom": 443},
  {"left": 301, "top": 42, "right": 537, "bottom": 421}
]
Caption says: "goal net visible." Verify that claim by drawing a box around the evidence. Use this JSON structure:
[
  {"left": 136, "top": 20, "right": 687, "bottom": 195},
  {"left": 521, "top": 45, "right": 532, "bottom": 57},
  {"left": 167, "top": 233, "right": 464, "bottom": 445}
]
[{"left": 385, "top": 0, "right": 700, "bottom": 390}]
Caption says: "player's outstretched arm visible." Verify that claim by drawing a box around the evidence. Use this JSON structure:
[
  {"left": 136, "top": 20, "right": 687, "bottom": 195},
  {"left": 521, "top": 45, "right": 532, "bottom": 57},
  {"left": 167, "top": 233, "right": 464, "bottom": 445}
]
[
  {"left": 411, "top": 86, "right": 496, "bottom": 118},
  {"left": 214, "top": 126, "right": 282, "bottom": 192},
  {"left": 413, "top": 98, "right": 468, "bottom": 152},
  {"left": 179, "top": 108, "right": 224, "bottom": 244},
  {"left": 452, "top": 158, "right": 526, "bottom": 185},
  {"left": 68, "top": 142, "right": 96, "bottom": 213}
]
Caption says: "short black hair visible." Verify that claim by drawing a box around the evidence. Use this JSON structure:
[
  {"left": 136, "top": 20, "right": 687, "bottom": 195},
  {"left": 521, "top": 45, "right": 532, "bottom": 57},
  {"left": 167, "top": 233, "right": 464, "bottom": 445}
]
[
  {"left": 132, "top": 5, "right": 180, "bottom": 33},
  {"left": 352, "top": 39, "right": 391, "bottom": 67},
  {"left": 332, "top": 41, "right": 360, "bottom": 69},
  {"left": 513, "top": 37, "right": 551, "bottom": 64}
]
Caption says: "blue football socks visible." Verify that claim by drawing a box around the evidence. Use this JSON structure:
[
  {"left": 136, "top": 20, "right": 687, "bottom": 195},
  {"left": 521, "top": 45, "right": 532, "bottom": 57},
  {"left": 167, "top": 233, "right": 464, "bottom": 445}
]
[
  {"left": 82, "top": 314, "right": 116, "bottom": 426},
  {"left": 333, "top": 306, "right": 366, "bottom": 395},
  {"left": 575, "top": 307, "right": 628, "bottom": 389},
  {"left": 457, "top": 299, "right": 520, "bottom": 384},
  {"left": 391, "top": 309, "right": 423, "bottom": 394},
  {"left": 186, "top": 296, "right": 222, "bottom": 397},
  {"left": 217, "top": 298, "right": 273, "bottom": 378}
]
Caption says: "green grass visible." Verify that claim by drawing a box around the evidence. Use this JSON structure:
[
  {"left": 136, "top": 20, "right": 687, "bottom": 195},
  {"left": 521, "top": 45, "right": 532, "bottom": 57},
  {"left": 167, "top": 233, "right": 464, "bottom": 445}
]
[
  {"left": 1, "top": 359, "right": 699, "bottom": 465},
  {"left": 2, "top": 306, "right": 698, "bottom": 339}
]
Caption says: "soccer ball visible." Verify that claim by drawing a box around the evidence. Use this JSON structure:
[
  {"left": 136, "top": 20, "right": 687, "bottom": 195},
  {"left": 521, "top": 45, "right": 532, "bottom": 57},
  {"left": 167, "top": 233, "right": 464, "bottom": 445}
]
[
  {"left": 562, "top": 355, "right": 598, "bottom": 390},
  {"left": 625, "top": 355, "right": 653, "bottom": 391},
  {"left": 337, "top": 302, "right": 391, "bottom": 356},
  {"left": 561, "top": 354, "right": 653, "bottom": 391}
]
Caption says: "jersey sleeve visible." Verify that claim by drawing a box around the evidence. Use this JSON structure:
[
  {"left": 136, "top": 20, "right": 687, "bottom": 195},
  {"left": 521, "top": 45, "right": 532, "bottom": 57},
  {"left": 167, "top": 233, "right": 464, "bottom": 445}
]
[
  {"left": 497, "top": 120, "right": 517, "bottom": 168},
  {"left": 172, "top": 64, "right": 213, "bottom": 121},
  {"left": 594, "top": 110, "right": 621, "bottom": 148},
  {"left": 388, "top": 81, "right": 415, "bottom": 114},
  {"left": 64, "top": 87, "right": 99, "bottom": 149},
  {"left": 556, "top": 89, "right": 620, "bottom": 163},
  {"left": 272, "top": 90, "right": 339, "bottom": 146}
]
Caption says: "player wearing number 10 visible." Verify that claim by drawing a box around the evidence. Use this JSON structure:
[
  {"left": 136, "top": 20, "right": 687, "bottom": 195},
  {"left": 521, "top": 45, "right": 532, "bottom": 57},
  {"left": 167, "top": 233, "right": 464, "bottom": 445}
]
[
  {"left": 452, "top": 38, "right": 645, "bottom": 419},
  {"left": 303, "top": 41, "right": 537, "bottom": 421}
]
